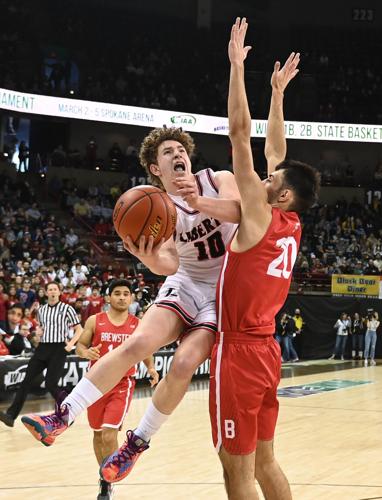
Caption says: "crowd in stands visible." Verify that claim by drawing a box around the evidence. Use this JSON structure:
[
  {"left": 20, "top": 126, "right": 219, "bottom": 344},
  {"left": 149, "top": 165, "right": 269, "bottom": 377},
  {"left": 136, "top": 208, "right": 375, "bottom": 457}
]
[
  {"left": 0, "top": 171, "right": 162, "bottom": 357},
  {"left": 1, "top": 0, "right": 381, "bottom": 123},
  {"left": 296, "top": 196, "right": 382, "bottom": 279}
]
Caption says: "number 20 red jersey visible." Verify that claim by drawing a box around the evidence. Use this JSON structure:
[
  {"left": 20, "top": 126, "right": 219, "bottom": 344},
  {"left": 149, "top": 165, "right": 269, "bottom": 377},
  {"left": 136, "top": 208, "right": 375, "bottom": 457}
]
[
  {"left": 217, "top": 208, "right": 302, "bottom": 336},
  {"left": 90, "top": 311, "right": 139, "bottom": 377}
]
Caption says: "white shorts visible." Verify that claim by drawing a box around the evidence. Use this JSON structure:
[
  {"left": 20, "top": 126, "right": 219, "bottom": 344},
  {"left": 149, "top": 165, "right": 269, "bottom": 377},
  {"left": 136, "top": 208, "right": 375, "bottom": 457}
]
[{"left": 155, "top": 274, "right": 217, "bottom": 333}]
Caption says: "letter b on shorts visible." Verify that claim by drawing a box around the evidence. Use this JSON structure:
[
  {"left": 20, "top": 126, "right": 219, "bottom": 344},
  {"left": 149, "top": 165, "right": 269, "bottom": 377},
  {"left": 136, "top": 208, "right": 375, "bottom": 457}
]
[{"left": 224, "top": 419, "right": 236, "bottom": 439}]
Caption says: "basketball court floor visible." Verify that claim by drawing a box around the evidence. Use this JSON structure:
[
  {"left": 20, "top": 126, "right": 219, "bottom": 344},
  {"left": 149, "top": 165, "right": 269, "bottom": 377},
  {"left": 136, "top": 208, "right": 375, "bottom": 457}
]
[{"left": 1, "top": 360, "right": 381, "bottom": 500}]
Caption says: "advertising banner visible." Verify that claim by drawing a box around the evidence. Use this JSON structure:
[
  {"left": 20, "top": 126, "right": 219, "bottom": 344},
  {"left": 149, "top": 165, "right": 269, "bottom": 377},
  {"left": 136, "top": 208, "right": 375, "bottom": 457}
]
[
  {"left": 2, "top": 87, "right": 382, "bottom": 142},
  {"left": 331, "top": 275, "right": 381, "bottom": 298}
]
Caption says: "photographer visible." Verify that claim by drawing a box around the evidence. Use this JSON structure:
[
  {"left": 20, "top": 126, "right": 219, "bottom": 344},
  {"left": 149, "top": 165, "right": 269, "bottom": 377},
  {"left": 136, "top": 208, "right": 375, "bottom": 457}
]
[
  {"left": 350, "top": 312, "right": 364, "bottom": 360},
  {"left": 364, "top": 311, "right": 380, "bottom": 366},
  {"left": 281, "top": 312, "right": 299, "bottom": 362},
  {"left": 329, "top": 313, "right": 350, "bottom": 360}
]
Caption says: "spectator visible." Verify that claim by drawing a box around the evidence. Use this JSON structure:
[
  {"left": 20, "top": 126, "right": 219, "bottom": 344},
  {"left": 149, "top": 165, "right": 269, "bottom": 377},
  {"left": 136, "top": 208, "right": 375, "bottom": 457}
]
[
  {"left": 7, "top": 285, "right": 18, "bottom": 307},
  {"left": 280, "top": 312, "right": 299, "bottom": 362},
  {"left": 84, "top": 287, "right": 104, "bottom": 320},
  {"left": 65, "top": 228, "right": 79, "bottom": 248},
  {"left": 31, "top": 252, "right": 45, "bottom": 272},
  {"left": 8, "top": 322, "right": 34, "bottom": 355},
  {"left": 16, "top": 278, "right": 36, "bottom": 308},
  {"left": 364, "top": 312, "right": 380, "bottom": 366},
  {"left": 2, "top": 304, "right": 24, "bottom": 351},
  {"left": 25, "top": 203, "right": 42, "bottom": 222},
  {"left": 329, "top": 313, "right": 351, "bottom": 360},
  {"left": 72, "top": 264, "right": 87, "bottom": 286},
  {"left": 74, "top": 199, "right": 91, "bottom": 218},
  {"left": 18, "top": 141, "right": 29, "bottom": 173},
  {"left": 128, "top": 293, "right": 142, "bottom": 317},
  {"left": 350, "top": 312, "right": 364, "bottom": 360},
  {"left": 293, "top": 308, "right": 304, "bottom": 334}
]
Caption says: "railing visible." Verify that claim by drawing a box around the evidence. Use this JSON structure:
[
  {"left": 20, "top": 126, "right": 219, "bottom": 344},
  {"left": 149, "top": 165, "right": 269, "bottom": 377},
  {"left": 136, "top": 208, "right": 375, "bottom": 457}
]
[{"left": 291, "top": 272, "right": 331, "bottom": 295}]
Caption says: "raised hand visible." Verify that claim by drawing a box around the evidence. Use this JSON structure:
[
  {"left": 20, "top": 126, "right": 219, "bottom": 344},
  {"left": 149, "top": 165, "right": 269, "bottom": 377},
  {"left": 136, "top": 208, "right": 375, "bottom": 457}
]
[
  {"left": 228, "top": 17, "right": 252, "bottom": 65},
  {"left": 271, "top": 52, "right": 300, "bottom": 93}
]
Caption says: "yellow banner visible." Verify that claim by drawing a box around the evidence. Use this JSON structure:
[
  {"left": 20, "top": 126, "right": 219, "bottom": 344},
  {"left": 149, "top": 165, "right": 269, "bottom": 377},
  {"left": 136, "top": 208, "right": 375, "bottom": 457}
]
[{"left": 331, "top": 275, "right": 380, "bottom": 297}]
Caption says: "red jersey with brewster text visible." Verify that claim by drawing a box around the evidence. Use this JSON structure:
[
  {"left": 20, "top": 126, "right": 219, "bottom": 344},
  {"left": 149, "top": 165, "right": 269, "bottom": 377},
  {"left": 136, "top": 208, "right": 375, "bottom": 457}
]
[
  {"left": 217, "top": 208, "right": 301, "bottom": 335},
  {"left": 90, "top": 311, "right": 139, "bottom": 377}
]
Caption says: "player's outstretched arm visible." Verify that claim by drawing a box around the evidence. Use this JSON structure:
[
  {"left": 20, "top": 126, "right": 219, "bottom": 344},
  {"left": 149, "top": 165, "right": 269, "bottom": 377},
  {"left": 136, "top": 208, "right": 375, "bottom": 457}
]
[
  {"left": 228, "top": 19, "right": 268, "bottom": 214},
  {"left": 124, "top": 234, "right": 179, "bottom": 276},
  {"left": 265, "top": 52, "right": 300, "bottom": 174}
]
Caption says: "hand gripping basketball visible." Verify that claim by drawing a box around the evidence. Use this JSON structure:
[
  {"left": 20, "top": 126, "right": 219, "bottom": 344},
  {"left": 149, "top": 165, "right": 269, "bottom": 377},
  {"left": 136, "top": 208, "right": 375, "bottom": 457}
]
[{"left": 113, "top": 186, "right": 177, "bottom": 247}]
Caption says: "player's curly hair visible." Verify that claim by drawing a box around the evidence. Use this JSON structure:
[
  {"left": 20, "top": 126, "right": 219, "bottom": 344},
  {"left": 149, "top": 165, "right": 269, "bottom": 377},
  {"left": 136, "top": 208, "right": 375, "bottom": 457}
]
[{"left": 139, "top": 126, "right": 195, "bottom": 189}]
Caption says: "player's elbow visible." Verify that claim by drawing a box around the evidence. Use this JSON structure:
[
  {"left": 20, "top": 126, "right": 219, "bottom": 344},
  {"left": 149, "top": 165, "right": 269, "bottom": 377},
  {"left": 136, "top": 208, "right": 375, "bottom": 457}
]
[
  {"left": 229, "top": 125, "right": 251, "bottom": 144},
  {"left": 150, "top": 258, "right": 179, "bottom": 276},
  {"left": 164, "top": 260, "right": 180, "bottom": 276}
]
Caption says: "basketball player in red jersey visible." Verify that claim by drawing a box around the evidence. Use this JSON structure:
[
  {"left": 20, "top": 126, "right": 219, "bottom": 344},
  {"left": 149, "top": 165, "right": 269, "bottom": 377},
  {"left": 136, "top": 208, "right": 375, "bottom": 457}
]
[
  {"left": 75, "top": 279, "right": 158, "bottom": 500},
  {"left": 209, "top": 19, "right": 320, "bottom": 499}
]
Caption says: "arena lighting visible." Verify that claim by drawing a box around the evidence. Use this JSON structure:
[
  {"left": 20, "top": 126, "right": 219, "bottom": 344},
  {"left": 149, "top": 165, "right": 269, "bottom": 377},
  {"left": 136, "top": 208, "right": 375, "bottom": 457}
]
[
  {"left": 95, "top": 166, "right": 100, "bottom": 171},
  {"left": 40, "top": 173, "right": 45, "bottom": 178},
  {"left": 1, "top": 87, "right": 382, "bottom": 143},
  {"left": 69, "top": 90, "right": 75, "bottom": 95}
]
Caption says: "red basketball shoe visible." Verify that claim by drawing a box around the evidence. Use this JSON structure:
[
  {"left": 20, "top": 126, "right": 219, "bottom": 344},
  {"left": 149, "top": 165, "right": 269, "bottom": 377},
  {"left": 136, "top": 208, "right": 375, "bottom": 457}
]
[
  {"left": 21, "top": 395, "right": 69, "bottom": 446},
  {"left": 100, "top": 430, "right": 149, "bottom": 482}
]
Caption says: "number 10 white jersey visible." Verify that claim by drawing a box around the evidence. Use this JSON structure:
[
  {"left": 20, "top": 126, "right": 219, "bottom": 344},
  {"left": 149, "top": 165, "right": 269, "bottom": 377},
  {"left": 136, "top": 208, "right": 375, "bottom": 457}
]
[{"left": 168, "top": 168, "right": 237, "bottom": 285}]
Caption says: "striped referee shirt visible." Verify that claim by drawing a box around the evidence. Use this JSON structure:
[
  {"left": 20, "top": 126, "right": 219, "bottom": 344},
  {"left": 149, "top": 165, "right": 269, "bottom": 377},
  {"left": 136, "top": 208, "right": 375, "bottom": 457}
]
[{"left": 37, "top": 301, "right": 79, "bottom": 343}]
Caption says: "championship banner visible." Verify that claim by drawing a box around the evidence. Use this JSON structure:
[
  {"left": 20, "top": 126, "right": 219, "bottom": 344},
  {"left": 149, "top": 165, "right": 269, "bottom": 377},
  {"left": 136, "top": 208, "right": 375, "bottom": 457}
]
[
  {"left": 0, "top": 352, "right": 210, "bottom": 393},
  {"left": 2, "top": 87, "right": 382, "bottom": 142},
  {"left": 331, "top": 274, "right": 381, "bottom": 298}
]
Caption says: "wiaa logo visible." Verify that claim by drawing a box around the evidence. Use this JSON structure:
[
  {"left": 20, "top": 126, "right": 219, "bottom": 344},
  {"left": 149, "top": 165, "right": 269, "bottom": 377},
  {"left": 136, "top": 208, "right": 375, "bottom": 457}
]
[
  {"left": 4, "top": 364, "right": 28, "bottom": 387},
  {"left": 170, "top": 114, "right": 196, "bottom": 126}
]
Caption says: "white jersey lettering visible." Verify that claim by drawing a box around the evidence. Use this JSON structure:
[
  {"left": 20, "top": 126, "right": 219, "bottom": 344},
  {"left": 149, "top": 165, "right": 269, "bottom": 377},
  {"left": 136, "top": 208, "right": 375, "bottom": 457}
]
[{"left": 169, "top": 169, "right": 237, "bottom": 285}]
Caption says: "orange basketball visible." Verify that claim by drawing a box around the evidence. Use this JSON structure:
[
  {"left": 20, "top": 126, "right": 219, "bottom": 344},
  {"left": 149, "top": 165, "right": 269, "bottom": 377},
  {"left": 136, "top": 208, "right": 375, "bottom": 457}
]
[{"left": 113, "top": 185, "right": 177, "bottom": 246}]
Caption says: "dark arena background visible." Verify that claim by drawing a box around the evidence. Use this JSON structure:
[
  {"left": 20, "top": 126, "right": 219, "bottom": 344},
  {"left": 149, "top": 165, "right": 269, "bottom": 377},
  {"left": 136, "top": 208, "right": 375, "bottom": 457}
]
[{"left": 0, "top": 1, "right": 381, "bottom": 499}]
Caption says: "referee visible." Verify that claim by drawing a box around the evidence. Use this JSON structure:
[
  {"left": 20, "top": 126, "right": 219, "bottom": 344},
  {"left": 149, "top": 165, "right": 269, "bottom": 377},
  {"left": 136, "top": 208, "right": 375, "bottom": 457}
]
[{"left": 0, "top": 282, "right": 82, "bottom": 427}]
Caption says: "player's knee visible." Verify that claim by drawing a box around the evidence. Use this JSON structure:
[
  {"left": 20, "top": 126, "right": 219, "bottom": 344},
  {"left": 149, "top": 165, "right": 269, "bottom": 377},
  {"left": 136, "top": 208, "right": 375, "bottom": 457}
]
[
  {"left": 255, "top": 447, "right": 276, "bottom": 479},
  {"left": 169, "top": 353, "right": 200, "bottom": 380},
  {"left": 120, "top": 332, "right": 153, "bottom": 359}
]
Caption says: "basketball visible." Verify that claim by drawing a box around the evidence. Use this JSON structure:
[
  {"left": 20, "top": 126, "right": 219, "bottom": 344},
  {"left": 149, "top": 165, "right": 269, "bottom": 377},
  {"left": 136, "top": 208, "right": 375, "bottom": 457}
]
[{"left": 113, "top": 185, "right": 177, "bottom": 246}]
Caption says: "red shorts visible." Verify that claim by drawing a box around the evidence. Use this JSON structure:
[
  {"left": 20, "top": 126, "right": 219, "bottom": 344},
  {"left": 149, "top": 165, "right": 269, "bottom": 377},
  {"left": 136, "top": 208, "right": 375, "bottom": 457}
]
[
  {"left": 209, "top": 332, "right": 281, "bottom": 455},
  {"left": 87, "top": 377, "right": 136, "bottom": 431}
]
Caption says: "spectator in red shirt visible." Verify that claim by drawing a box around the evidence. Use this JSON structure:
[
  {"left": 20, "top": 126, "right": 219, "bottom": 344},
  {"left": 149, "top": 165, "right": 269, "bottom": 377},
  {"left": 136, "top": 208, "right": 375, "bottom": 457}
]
[
  {"left": 61, "top": 285, "right": 78, "bottom": 306},
  {"left": 7, "top": 284, "right": 18, "bottom": 308},
  {"left": 85, "top": 287, "right": 104, "bottom": 319},
  {"left": 23, "top": 307, "right": 38, "bottom": 334},
  {"left": 94, "top": 217, "right": 111, "bottom": 235}
]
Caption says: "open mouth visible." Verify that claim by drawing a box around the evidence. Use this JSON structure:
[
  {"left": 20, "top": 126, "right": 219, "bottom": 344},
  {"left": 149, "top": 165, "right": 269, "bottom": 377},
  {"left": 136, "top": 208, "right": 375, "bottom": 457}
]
[{"left": 173, "top": 162, "right": 186, "bottom": 173}]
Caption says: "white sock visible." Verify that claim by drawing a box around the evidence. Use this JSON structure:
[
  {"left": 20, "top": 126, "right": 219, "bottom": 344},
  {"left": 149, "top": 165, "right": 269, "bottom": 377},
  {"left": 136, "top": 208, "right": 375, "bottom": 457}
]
[
  {"left": 62, "top": 377, "right": 103, "bottom": 424},
  {"left": 135, "top": 401, "right": 170, "bottom": 442}
]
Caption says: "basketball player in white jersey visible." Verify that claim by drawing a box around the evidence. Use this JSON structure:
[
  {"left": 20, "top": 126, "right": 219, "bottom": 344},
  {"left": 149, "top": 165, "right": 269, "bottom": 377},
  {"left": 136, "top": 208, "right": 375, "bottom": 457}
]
[{"left": 23, "top": 51, "right": 299, "bottom": 482}]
